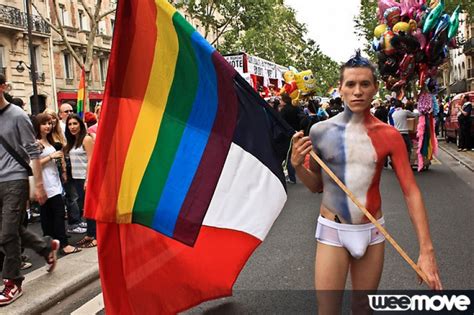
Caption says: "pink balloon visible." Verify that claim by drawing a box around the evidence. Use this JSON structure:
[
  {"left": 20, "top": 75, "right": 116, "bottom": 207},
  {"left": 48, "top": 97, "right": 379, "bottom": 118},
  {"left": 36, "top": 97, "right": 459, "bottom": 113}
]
[
  {"left": 400, "top": 0, "right": 415, "bottom": 17},
  {"left": 413, "top": 28, "right": 427, "bottom": 50},
  {"left": 378, "top": 0, "right": 400, "bottom": 21}
]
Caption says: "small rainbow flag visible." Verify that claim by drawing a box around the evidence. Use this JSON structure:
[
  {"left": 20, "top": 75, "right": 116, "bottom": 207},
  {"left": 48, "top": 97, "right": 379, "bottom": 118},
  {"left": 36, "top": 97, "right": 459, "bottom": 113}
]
[
  {"left": 85, "top": 1, "right": 292, "bottom": 311},
  {"left": 76, "top": 67, "right": 85, "bottom": 119}
]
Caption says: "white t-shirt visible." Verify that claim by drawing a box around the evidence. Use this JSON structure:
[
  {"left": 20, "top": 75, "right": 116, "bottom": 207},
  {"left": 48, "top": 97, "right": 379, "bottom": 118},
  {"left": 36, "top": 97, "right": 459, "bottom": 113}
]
[{"left": 40, "top": 144, "right": 63, "bottom": 198}]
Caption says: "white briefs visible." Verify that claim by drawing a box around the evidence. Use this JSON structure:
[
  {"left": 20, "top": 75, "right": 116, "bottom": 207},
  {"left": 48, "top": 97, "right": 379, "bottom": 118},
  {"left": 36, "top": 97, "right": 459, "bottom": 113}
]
[{"left": 315, "top": 215, "right": 385, "bottom": 259}]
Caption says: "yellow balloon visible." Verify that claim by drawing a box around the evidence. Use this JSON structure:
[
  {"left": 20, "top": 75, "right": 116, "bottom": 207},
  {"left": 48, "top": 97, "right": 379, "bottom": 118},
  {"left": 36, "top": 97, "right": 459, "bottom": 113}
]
[
  {"left": 374, "top": 24, "right": 387, "bottom": 38},
  {"left": 408, "top": 19, "right": 417, "bottom": 32},
  {"left": 294, "top": 70, "right": 316, "bottom": 94},
  {"left": 393, "top": 21, "right": 410, "bottom": 33}
]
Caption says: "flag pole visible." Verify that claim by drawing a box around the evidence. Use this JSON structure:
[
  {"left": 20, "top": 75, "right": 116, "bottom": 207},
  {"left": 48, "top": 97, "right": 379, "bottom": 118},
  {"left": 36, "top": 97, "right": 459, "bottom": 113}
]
[{"left": 309, "top": 150, "right": 429, "bottom": 285}]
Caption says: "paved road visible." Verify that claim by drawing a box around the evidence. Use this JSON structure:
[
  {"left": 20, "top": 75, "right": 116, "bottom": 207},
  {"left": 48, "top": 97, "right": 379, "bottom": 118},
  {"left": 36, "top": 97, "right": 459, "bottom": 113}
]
[{"left": 37, "top": 147, "right": 474, "bottom": 314}]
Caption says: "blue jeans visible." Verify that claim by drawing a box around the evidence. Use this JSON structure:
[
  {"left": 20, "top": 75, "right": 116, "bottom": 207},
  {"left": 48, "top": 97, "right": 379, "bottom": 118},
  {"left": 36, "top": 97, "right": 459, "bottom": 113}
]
[
  {"left": 72, "top": 179, "right": 96, "bottom": 239},
  {"left": 63, "top": 180, "right": 81, "bottom": 226}
]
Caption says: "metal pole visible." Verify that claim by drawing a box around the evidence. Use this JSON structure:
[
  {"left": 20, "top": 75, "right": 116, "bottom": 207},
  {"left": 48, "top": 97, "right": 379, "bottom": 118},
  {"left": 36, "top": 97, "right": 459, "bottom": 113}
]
[{"left": 25, "top": 0, "right": 40, "bottom": 115}]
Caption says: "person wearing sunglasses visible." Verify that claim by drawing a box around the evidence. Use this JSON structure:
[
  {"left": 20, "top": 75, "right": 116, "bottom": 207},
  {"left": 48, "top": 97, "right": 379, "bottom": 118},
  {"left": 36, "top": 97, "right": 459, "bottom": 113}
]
[{"left": 58, "top": 103, "right": 74, "bottom": 135}]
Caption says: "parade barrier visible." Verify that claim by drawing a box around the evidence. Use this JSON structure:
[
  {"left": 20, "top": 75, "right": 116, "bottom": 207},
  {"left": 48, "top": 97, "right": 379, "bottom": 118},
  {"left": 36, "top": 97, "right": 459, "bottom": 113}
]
[{"left": 309, "top": 150, "right": 430, "bottom": 285}]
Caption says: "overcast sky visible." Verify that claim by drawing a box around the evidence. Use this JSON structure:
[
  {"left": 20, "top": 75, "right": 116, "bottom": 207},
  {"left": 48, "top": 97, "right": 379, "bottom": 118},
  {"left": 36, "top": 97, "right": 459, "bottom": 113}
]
[{"left": 285, "top": 0, "right": 365, "bottom": 63}]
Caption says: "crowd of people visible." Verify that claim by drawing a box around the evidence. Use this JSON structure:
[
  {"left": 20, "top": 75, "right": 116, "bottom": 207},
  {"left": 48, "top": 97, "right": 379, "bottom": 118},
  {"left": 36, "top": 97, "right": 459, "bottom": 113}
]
[
  {"left": 0, "top": 73, "right": 100, "bottom": 305},
  {"left": 269, "top": 90, "right": 473, "bottom": 176}
]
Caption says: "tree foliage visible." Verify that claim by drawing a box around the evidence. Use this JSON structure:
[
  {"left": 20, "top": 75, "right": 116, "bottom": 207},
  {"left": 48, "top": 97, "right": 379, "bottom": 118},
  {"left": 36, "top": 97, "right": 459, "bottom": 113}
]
[{"left": 177, "top": 0, "right": 340, "bottom": 96}]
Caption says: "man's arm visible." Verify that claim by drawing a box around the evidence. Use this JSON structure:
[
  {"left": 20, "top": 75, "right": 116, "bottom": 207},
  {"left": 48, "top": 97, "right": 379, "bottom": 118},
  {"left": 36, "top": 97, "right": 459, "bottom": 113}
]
[
  {"left": 290, "top": 131, "right": 323, "bottom": 193},
  {"left": 390, "top": 131, "right": 442, "bottom": 290}
]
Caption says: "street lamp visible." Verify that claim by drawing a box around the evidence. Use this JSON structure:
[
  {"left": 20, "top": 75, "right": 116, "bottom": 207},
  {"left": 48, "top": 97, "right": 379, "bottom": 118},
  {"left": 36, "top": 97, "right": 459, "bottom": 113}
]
[
  {"left": 16, "top": 60, "right": 28, "bottom": 73},
  {"left": 25, "top": 0, "right": 39, "bottom": 115}
]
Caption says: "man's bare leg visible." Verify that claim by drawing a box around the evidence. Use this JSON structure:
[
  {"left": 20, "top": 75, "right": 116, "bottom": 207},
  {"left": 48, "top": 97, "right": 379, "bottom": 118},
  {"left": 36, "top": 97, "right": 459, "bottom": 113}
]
[
  {"left": 315, "top": 242, "right": 350, "bottom": 315},
  {"left": 350, "top": 242, "right": 385, "bottom": 315}
]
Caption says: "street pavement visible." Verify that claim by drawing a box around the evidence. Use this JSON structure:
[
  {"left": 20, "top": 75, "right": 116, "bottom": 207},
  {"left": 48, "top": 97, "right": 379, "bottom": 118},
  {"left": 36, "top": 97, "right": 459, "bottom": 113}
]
[{"left": 2, "top": 141, "right": 473, "bottom": 314}]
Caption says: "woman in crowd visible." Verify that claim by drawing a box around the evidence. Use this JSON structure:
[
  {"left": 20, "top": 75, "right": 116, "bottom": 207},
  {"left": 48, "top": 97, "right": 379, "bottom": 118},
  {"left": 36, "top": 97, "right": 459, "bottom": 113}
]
[
  {"left": 64, "top": 114, "right": 97, "bottom": 248},
  {"left": 43, "top": 108, "right": 66, "bottom": 145},
  {"left": 34, "top": 113, "right": 81, "bottom": 255}
]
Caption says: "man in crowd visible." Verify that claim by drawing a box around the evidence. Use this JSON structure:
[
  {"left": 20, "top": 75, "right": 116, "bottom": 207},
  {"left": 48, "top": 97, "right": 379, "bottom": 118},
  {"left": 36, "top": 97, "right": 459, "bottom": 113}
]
[
  {"left": 0, "top": 74, "right": 59, "bottom": 305},
  {"left": 280, "top": 93, "right": 303, "bottom": 184},
  {"left": 58, "top": 102, "right": 74, "bottom": 134},
  {"left": 392, "top": 99, "right": 418, "bottom": 162},
  {"left": 458, "top": 94, "right": 472, "bottom": 152},
  {"left": 291, "top": 52, "right": 441, "bottom": 313}
]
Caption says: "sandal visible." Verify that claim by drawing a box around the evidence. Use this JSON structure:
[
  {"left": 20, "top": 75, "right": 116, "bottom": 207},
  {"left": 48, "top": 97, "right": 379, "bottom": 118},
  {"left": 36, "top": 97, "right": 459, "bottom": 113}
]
[
  {"left": 79, "top": 239, "right": 97, "bottom": 248},
  {"left": 61, "top": 246, "right": 82, "bottom": 256},
  {"left": 76, "top": 237, "right": 94, "bottom": 246}
]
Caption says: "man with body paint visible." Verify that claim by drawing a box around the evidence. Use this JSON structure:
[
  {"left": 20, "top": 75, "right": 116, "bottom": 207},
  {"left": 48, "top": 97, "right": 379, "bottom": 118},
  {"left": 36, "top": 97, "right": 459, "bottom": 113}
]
[{"left": 291, "top": 52, "right": 442, "bottom": 314}]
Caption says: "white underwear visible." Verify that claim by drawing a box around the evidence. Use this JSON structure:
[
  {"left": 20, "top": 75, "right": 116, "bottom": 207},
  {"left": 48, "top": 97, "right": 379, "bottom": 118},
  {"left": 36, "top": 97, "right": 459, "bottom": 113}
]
[{"left": 315, "top": 215, "right": 385, "bottom": 259}]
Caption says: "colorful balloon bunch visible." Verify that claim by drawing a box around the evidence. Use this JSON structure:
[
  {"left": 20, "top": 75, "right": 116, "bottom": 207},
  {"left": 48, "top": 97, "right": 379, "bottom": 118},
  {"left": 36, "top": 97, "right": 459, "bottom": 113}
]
[{"left": 373, "top": 0, "right": 460, "bottom": 95}]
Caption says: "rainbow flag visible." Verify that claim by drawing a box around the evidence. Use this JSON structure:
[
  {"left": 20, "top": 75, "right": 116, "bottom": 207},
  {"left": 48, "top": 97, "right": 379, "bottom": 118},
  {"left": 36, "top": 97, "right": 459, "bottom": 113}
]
[
  {"left": 85, "top": 0, "right": 292, "bottom": 313},
  {"left": 76, "top": 67, "right": 85, "bottom": 119}
]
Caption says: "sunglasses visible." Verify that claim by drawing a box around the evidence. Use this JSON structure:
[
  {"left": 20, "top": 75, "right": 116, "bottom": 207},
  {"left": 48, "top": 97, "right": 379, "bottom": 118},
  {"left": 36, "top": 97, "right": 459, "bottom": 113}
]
[{"left": 63, "top": 110, "right": 73, "bottom": 113}]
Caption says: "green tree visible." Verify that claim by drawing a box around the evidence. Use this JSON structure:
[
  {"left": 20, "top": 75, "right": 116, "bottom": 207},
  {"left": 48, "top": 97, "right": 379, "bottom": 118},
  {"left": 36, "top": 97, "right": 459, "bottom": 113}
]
[
  {"left": 219, "top": 3, "right": 340, "bottom": 95},
  {"left": 176, "top": 0, "right": 340, "bottom": 96},
  {"left": 175, "top": 0, "right": 276, "bottom": 46}
]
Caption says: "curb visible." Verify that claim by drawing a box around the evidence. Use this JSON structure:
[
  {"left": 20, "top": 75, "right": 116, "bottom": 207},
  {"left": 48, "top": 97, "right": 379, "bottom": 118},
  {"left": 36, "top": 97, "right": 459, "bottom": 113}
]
[
  {"left": 0, "top": 248, "right": 99, "bottom": 315},
  {"left": 438, "top": 144, "right": 474, "bottom": 172}
]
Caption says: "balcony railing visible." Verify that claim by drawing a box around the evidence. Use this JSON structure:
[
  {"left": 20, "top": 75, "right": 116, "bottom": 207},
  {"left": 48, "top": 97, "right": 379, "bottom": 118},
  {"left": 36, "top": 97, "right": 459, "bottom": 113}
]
[
  {"left": 463, "top": 37, "right": 474, "bottom": 55},
  {"left": 0, "top": 4, "right": 50, "bottom": 34}
]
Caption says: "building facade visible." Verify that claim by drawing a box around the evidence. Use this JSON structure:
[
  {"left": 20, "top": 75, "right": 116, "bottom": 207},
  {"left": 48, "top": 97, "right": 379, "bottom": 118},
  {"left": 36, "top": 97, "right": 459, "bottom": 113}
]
[
  {"left": 51, "top": 0, "right": 115, "bottom": 112},
  {"left": 0, "top": 0, "right": 52, "bottom": 112},
  {"left": 438, "top": 12, "right": 473, "bottom": 96},
  {"left": 0, "top": 0, "right": 115, "bottom": 113}
]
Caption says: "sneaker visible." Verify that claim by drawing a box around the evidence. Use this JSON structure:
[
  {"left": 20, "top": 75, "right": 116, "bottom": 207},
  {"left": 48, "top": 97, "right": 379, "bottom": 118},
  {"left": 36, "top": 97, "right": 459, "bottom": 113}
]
[
  {"left": 78, "top": 221, "right": 87, "bottom": 228},
  {"left": 45, "top": 239, "right": 60, "bottom": 273},
  {"left": 0, "top": 279, "right": 23, "bottom": 305},
  {"left": 20, "top": 254, "right": 29, "bottom": 262},
  {"left": 20, "top": 261, "right": 32, "bottom": 270},
  {"left": 67, "top": 226, "right": 87, "bottom": 234}
]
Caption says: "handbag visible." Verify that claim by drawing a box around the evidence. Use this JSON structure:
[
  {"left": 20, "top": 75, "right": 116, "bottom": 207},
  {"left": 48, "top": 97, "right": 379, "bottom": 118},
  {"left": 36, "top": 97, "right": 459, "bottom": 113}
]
[{"left": 0, "top": 135, "right": 35, "bottom": 200}]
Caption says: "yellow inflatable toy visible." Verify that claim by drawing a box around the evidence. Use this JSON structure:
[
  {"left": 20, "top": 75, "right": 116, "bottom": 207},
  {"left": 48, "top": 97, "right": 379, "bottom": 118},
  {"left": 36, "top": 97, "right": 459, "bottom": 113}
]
[
  {"left": 294, "top": 70, "right": 316, "bottom": 95},
  {"left": 392, "top": 21, "right": 410, "bottom": 33}
]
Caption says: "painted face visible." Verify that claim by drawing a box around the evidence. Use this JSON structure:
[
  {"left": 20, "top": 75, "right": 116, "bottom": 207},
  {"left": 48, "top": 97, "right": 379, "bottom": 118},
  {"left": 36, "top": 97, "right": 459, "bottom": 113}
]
[
  {"left": 41, "top": 120, "right": 52, "bottom": 135},
  {"left": 294, "top": 70, "right": 316, "bottom": 94},
  {"left": 339, "top": 68, "right": 378, "bottom": 114},
  {"left": 68, "top": 118, "right": 81, "bottom": 136},
  {"left": 60, "top": 105, "right": 73, "bottom": 121}
]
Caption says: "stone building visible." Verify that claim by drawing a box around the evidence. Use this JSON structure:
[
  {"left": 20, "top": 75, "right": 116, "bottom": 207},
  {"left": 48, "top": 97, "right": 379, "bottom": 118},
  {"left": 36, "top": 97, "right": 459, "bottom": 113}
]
[
  {"left": 0, "top": 0, "right": 115, "bottom": 113},
  {"left": 0, "top": 0, "right": 52, "bottom": 112},
  {"left": 50, "top": 0, "right": 116, "bottom": 112}
]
